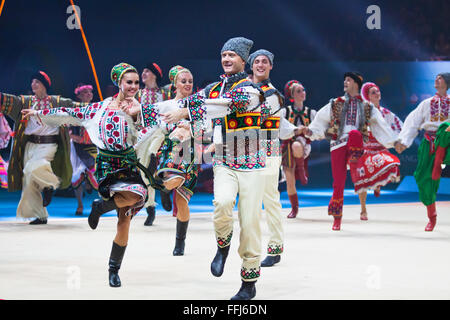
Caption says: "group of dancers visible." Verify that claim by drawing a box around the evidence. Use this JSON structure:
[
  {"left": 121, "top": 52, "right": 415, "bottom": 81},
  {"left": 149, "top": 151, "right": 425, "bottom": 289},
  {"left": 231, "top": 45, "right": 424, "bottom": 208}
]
[{"left": 0, "top": 36, "right": 449, "bottom": 300}]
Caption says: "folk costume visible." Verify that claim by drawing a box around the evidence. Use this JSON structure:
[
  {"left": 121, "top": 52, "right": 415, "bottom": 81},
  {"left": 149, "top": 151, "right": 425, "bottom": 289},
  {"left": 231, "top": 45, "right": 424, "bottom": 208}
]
[
  {"left": 353, "top": 82, "right": 402, "bottom": 194},
  {"left": 0, "top": 71, "right": 77, "bottom": 224},
  {"left": 182, "top": 37, "right": 266, "bottom": 300},
  {"left": 397, "top": 72, "right": 450, "bottom": 231},
  {"left": 247, "top": 50, "right": 297, "bottom": 268},
  {"left": 139, "top": 65, "right": 199, "bottom": 256},
  {"left": 31, "top": 63, "right": 149, "bottom": 287},
  {"left": 281, "top": 80, "right": 317, "bottom": 218},
  {"left": 305, "top": 72, "right": 396, "bottom": 230}
]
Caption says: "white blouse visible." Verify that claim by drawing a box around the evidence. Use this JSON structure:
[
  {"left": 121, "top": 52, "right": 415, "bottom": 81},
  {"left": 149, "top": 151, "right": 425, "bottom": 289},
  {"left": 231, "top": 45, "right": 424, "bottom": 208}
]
[{"left": 398, "top": 95, "right": 450, "bottom": 148}]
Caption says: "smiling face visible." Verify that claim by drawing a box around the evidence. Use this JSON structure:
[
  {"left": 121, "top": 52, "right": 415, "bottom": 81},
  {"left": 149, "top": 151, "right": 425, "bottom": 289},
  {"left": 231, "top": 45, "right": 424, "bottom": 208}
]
[
  {"left": 120, "top": 71, "right": 140, "bottom": 98},
  {"left": 221, "top": 51, "right": 245, "bottom": 75},
  {"left": 252, "top": 55, "right": 272, "bottom": 82},
  {"left": 368, "top": 86, "right": 381, "bottom": 105},
  {"left": 175, "top": 71, "right": 193, "bottom": 98}
]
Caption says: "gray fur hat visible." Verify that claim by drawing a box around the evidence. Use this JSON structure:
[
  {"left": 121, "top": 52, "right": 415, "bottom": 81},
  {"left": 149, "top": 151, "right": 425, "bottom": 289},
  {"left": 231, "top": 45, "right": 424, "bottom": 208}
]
[
  {"left": 221, "top": 37, "right": 254, "bottom": 62},
  {"left": 248, "top": 49, "right": 274, "bottom": 67},
  {"left": 437, "top": 72, "right": 450, "bottom": 89}
]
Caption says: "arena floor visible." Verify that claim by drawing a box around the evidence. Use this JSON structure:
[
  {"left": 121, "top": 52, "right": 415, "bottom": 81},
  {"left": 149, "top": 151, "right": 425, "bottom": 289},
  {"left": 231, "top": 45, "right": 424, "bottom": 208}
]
[{"left": 1, "top": 201, "right": 449, "bottom": 300}]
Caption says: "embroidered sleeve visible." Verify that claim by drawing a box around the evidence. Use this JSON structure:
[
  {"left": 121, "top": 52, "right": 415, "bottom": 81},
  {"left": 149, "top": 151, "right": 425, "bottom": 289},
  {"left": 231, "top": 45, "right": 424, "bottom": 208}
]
[
  {"left": 0, "top": 93, "right": 24, "bottom": 121},
  {"left": 223, "top": 87, "right": 251, "bottom": 113},
  {"left": 37, "top": 102, "right": 101, "bottom": 127},
  {"left": 140, "top": 104, "right": 162, "bottom": 128}
]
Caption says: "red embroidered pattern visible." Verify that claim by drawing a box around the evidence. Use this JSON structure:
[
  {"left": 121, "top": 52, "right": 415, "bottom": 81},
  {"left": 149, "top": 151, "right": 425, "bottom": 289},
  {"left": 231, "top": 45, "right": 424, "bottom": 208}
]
[{"left": 430, "top": 94, "right": 450, "bottom": 122}]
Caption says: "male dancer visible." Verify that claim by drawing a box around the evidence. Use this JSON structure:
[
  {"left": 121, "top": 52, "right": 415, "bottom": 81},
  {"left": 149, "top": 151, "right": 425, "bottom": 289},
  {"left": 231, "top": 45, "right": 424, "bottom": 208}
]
[
  {"left": 247, "top": 49, "right": 298, "bottom": 267},
  {"left": 164, "top": 37, "right": 265, "bottom": 299},
  {"left": 298, "top": 72, "right": 396, "bottom": 230},
  {"left": 395, "top": 72, "right": 450, "bottom": 231},
  {"left": 0, "top": 71, "right": 79, "bottom": 224}
]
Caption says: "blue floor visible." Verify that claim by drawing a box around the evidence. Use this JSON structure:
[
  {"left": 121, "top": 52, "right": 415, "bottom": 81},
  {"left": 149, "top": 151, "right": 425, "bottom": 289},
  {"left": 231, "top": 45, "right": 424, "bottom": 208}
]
[{"left": 1, "top": 187, "right": 449, "bottom": 222}]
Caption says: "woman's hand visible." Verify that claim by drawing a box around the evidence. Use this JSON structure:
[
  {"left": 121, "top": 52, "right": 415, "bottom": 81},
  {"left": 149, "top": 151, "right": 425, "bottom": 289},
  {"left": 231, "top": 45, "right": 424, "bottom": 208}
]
[
  {"left": 161, "top": 108, "right": 189, "bottom": 124},
  {"left": 21, "top": 109, "right": 38, "bottom": 119},
  {"left": 120, "top": 99, "right": 141, "bottom": 117}
]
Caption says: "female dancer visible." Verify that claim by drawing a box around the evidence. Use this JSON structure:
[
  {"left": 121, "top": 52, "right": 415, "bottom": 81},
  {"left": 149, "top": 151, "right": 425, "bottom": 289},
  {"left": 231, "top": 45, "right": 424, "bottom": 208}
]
[
  {"left": 0, "top": 112, "right": 12, "bottom": 188},
  {"left": 281, "top": 80, "right": 316, "bottom": 218},
  {"left": 355, "top": 82, "right": 402, "bottom": 220},
  {"left": 138, "top": 65, "right": 197, "bottom": 256},
  {"left": 70, "top": 83, "right": 98, "bottom": 215},
  {"left": 22, "top": 63, "right": 148, "bottom": 287}
]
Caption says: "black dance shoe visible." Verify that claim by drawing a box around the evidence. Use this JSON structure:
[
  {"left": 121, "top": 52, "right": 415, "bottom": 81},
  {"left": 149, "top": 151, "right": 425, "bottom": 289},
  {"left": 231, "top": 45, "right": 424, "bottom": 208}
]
[
  {"left": 260, "top": 255, "right": 281, "bottom": 267},
  {"left": 210, "top": 245, "right": 230, "bottom": 277},
  {"left": 230, "top": 281, "right": 256, "bottom": 300}
]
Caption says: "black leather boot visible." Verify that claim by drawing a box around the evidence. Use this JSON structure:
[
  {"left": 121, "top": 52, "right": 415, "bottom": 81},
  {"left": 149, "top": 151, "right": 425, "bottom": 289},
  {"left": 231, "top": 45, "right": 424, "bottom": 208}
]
[
  {"left": 173, "top": 219, "right": 189, "bottom": 256},
  {"left": 210, "top": 245, "right": 230, "bottom": 277},
  {"left": 42, "top": 187, "right": 54, "bottom": 207},
  {"left": 230, "top": 281, "right": 257, "bottom": 300},
  {"left": 88, "top": 198, "right": 117, "bottom": 230},
  {"left": 144, "top": 206, "right": 156, "bottom": 226},
  {"left": 29, "top": 218, "right": 48, "bottom": 225},
  {"left": 261, "top": 255, "right": 281, "bottom": 267},
  {"left": 160, "top": 190, "right": 172, "bottom": 212},
  {"left": 148, "top": 153, "right": 158, "bottom": 176},
  {"left": 108, "top": 241, "right": 126, "bottom": 288}
]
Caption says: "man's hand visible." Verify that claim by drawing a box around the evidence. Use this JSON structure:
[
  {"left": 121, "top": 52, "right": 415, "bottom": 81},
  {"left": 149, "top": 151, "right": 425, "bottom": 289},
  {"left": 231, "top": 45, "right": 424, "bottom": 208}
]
[
  {"left": 295, "top": 125, "right": 312, "bottom": 137},
  {"left": 394, "top": 141, "right": 407, "bottom": 154},
  {"left": 21, "top": 109, "right": 37, "bottom": 119},
  {"left": 446, "top": 126, "right": 450, "bottom": 132}
]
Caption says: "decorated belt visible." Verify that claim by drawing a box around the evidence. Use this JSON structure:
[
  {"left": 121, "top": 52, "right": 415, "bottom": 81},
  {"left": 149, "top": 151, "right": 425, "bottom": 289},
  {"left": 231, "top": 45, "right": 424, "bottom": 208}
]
[
  {"left": 25, "top": 134, "right": 58, "bottom": 144},
  {"left": 424, "top": 130, "right": 437, "bottom": 155}
]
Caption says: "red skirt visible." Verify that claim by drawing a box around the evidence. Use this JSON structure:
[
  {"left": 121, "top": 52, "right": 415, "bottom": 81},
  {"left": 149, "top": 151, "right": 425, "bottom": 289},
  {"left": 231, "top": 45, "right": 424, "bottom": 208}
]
[{"left": 353, "top": 147, "right": 400, "bottom": 194}]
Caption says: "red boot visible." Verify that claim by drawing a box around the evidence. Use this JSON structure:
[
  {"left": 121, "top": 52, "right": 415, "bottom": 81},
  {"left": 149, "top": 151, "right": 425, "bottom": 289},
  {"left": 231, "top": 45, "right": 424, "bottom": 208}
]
[
  {"left": 287, "top": 193, "right": 299, "bottom": 218},
  {"left": 432, "top": 146, "right": 447, "bottom": 181},
  {"left": 332, "top": 216, "right": 342, "bottom": 231},
  {"left": 294, "top": 157, "right": 308, "bottom": 185},
  {"left": 425, "top": 203, "right": 437, "bottom": 232}
]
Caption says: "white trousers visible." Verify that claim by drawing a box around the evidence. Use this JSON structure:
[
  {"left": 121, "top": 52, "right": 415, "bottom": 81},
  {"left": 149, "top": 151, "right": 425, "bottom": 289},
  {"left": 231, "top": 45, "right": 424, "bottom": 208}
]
[
  {"left": 262, "top": 156, "right": 284, "bottom": 256},
  {"left": 17, "top": 142, "right": 60, "bottom": 219},
  {"left": 213, "top": 165, "right": 264, "bottom": 282}
]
